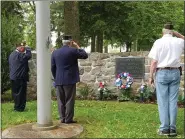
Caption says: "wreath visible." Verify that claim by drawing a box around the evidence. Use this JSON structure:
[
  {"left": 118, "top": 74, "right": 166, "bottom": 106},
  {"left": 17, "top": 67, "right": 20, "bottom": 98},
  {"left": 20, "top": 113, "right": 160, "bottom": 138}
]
[{"left": 115, "top": 72, "right": 133, "bottom": 89}]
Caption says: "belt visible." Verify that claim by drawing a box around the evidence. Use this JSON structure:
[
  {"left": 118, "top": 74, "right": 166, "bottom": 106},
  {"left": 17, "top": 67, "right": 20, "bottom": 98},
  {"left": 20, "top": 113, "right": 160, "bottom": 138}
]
[{"left": 157, "top": 67, "right": 179, "bottom": 70}]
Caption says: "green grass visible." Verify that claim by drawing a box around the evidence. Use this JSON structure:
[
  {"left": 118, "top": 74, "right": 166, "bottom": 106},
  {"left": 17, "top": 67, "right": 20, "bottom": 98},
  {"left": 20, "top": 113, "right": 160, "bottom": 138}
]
[{"left": 1, "top": 100, "right": 184, "bottom": 138}]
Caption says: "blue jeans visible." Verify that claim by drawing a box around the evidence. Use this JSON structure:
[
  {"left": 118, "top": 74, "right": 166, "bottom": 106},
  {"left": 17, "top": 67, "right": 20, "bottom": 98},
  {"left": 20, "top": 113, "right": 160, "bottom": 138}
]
[{"left": 155, "top": 69, "right": 180, "bottom": 131}]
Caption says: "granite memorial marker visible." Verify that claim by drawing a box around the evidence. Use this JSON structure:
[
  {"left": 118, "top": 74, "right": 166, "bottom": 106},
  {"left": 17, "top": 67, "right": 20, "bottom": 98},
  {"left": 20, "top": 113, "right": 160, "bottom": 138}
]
[{"left": 115, "top": 57, "right": 145, "bottom": 79}]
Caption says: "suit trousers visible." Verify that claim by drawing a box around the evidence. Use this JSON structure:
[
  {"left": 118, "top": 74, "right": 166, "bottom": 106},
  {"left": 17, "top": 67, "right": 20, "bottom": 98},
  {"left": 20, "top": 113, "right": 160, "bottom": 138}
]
[
  {"left": 11, "top": 79, "right": 27, "bottom": 111},
  {"left": 56, "top": 84, "right": 76, "bottom": 122}
]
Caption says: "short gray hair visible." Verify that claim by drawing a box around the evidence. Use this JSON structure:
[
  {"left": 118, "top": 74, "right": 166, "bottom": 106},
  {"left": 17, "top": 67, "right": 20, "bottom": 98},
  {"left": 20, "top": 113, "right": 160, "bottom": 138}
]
[
  {"left": 62, "top": 40, "right": 71, "bottom": 45},
  {"left": 162, "top": 28, "right": 173, "bottom": 35}
]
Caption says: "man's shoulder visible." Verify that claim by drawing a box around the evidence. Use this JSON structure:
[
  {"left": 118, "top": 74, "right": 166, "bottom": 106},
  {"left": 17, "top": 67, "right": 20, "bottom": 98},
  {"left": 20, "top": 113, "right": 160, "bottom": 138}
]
[
  {"left": 174, "top": 37, "right": 184, "bottom": 42},
  {"left": 153, "top": 38, "right": 162, "bottom": 45},
  {"left": 10, "top": 50, "right": 18, "bottom": 56}
]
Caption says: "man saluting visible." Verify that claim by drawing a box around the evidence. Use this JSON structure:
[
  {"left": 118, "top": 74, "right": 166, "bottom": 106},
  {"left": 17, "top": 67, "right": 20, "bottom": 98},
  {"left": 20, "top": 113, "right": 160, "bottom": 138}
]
[
  {"left": 9, "top": 42, "right": 32, "bottom": 112},
  {"left": 51, "top": 35, "right": 88, "bottom": 124}
]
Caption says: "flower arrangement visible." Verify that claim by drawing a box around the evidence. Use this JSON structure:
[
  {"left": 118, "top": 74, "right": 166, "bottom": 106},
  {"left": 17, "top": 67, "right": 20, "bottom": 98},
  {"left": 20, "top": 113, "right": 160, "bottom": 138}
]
[
  {"left": 97, "top": 81, "right": 111, "bottom": 100},
  {"left": 137, "top": 83, "right": 156, "bottom": 102},
  {"left": 115, "top": 72, "right": 133, "bottom": 89},
  {"left": 115, "top": 72, "right": 134, "bottom": 101}
]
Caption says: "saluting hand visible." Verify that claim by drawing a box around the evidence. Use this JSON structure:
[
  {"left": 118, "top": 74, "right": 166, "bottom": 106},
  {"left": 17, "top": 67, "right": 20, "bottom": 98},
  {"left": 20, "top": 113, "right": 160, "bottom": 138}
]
[{"left": 72, "top": 41, "right": 80, "bottom": 49}]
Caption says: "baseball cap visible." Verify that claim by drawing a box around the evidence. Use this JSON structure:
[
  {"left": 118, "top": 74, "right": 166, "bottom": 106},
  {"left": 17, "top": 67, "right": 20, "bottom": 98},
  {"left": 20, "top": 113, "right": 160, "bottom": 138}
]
[{"left": 63, "top": 35, "right": 72, "bottom": 41}]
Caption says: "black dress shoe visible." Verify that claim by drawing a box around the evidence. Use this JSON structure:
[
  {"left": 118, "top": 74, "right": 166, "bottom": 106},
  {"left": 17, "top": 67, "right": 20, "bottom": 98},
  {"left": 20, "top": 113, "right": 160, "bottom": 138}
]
[
  {"left": 14, "top": 109, "right": 24, "bottom": 112},
  {"left": 65, "top": 120, "right": 77, "bottom": 124}
]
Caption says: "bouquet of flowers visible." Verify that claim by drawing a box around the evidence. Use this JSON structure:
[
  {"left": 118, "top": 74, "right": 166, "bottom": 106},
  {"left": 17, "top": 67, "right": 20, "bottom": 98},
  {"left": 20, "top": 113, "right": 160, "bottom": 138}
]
[
  {"left": 97, "top": 81, "right": 110, "bottom": 100},
  {"left": 138, "top": 83, "right": 156, "bottom": 102}
]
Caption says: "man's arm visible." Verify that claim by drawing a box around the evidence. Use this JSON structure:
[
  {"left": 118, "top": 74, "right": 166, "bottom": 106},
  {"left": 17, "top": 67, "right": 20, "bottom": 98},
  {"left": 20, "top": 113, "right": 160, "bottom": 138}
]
[
  {"left": 51, "top": 52, "right": 56, "bottom": 79},
  {"left": 73, "top": 41, "right": 88, "bottom": 59},
  {"left": 76, "top": 49, "right": 88, "bottom": 59},
  {"left": 173, "top": 31, "right": 184, "bottom": 40},
  {"left": 20, "top": 48, "right": 32, "bottom": 61},
  {"left": 149, "top": 59, "right": 158, "bottom": 85}
]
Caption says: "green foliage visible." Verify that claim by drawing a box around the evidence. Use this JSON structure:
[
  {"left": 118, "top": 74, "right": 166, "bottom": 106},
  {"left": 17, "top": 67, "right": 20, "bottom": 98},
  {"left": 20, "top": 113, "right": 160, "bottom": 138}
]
[
  {"left": 136, "top": 85, "right": 156, "bottom": 102},
  {"left": 1, "top": 90, "right": 13, "bottom": 102},
  {"left": 125, "top": 1, "right": 184, "bottom": 50},
  {"left": 78, "top": 84, "right": 93, "bottom": 99},
  {"left": 1, "top": 1, "right": 23, "bottom": 17},
  {"left": 1, "top": 100, "right": 184, "bottom": 138},
  {"left": 79, "top": 1, "right": 184, "bottom": 51},
  {"left": 97, "top": 88, "right": 112, "bottom": 100},
  {"left": 50, "top": 1, "right": 184, "bottom": 52},
  {"left": 51, "top": 1, "right": 64, "bottom": 47},
  {"left": 178, "top": 93, "right": 184, "bottom": 104},
  {"left": 117, "top": 88, "right": 133, "bottom": 101},
  {"left": 21, "top": 2, "right": 36, "bottom": 49},
  {"left": 142, "top": 86, "right": 155, "bottom": 101},
  {"left": 1, "top": 14, "right": 24, "bottom": 93}
]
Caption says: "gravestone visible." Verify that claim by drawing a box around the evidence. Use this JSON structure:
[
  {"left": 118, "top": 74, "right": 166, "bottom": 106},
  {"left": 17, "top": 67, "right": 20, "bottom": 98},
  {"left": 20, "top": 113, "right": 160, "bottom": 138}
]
[{"left": 115, "top": 57, "right": 145, "bottom": 79}]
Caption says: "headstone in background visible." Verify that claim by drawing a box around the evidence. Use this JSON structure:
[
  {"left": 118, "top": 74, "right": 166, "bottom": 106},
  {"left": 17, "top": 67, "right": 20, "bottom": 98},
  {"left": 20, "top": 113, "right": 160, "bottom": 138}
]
[{"left": 115, "top": 57, "right": 145, "bottom": 79}]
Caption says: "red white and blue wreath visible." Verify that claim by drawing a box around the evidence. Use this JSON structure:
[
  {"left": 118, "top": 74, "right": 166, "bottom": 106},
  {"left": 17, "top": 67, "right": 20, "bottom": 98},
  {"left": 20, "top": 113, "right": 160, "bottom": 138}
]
[{"left": 115, "top": 72, "right": 133, "bottom": 89}]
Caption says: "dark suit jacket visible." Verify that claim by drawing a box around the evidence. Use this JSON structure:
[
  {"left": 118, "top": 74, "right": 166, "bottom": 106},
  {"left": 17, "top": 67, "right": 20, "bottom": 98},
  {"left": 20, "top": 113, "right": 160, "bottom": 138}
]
[
  {"left": 9, "top": 48, "right": 32, "bottom": 81},
  {"left": 51, "top": 45, "right": 88, "bottom": 85}
]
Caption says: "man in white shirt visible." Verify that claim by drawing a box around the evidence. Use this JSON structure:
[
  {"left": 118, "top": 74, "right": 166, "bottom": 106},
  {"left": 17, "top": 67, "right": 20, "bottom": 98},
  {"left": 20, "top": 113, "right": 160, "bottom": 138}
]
[{"left": 148, "top": 23, "right": 184, "bottom": 136}]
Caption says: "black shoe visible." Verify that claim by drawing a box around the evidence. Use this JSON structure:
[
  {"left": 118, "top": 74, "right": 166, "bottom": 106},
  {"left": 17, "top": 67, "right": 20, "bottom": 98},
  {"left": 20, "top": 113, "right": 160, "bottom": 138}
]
[
  {"left": 65, "top": 120, "right": 77, "bottom": 124},
  {"left": 14, "top": 109, "right": 24, "bottom": 112},
  {"left": 61, "top": 119, "right": 65, "bottom": 123},
  {"left": 157, "top": 129, "right": 170, "bottom": 136},
  {"left": 169, "top": 129, "right": 177, "bottom": 137}
]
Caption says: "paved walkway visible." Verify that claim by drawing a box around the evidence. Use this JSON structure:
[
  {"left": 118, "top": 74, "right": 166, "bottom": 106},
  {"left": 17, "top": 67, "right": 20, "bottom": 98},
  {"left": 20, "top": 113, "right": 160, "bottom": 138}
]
[{"left": 2, "top": 121, "right": 83, "bottom": 138}]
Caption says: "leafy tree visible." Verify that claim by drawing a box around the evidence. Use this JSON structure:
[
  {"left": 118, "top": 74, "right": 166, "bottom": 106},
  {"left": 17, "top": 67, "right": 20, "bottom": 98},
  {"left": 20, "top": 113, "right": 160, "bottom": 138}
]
[
  {"left": 64, "top": 1, "right": 80, "bottom": 44},
  {"left": 20, "top": 1, "right": 36, "bottom": 49},
  {"left": 51, "top": 1, "right": 64, "bottom": 48},
  {"left": 1, "top": 1, "right": 23, "bottom": 17},
  {"left": 124, "top": 1, "right": 184, "bottom": 51},
  {"left": 79, "top": 1, "right": 184, "bottom": 52}
]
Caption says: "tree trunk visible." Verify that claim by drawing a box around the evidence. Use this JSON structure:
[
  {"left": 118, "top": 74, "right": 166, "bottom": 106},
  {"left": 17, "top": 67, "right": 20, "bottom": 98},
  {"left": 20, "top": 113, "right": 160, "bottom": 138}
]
[
  {"left": 99, "top": 31, "right": 103, "bottom": 53},
  {"left": 134, "top": 39, "right": 138, "bottom": 51},
  {"left": 64, "top": 1, "right": 80, "bottom": 44},
  {"left": 96, "top": 35, "right": 98, "bottom": 52},
  {"left": 104, "top": 45, "right": 108, "bottom": 53},
  {"left": 91, "top": 34, "right": 95, "bottom": 52},
  {"left": 96, "top": 31, "right": 103, "bottom": 53},
  {"left": 56, "top": 31, "right": 62, "bottom": 47},
  {"left": 126, "top": 41, "right": 131, "bottom": 52}
]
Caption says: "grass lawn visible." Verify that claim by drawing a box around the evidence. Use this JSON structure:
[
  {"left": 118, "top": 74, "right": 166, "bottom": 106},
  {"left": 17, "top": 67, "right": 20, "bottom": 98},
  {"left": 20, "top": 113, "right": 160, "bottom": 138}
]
[{"left": 1, "top": 100, "right": 184, "bottom": 138}]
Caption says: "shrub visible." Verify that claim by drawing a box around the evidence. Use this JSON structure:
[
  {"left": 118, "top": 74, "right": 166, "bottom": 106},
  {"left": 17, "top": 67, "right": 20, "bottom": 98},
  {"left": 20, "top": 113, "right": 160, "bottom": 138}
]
[
  {"left": 78, "top": 84, "right": 93, "bottom": 99},
  {"left": 117, "top": 88, "right": 133, "bottom": 101},
  {"left": 136, "top": 84, "right": 156, "bottom": 102}
]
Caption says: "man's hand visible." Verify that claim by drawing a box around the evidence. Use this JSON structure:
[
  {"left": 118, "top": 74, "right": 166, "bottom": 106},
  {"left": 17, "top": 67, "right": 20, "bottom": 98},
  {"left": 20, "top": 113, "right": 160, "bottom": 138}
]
[
  {"left": 148, "top": 77, "right": 154, "bottom": 86},
  {"left": 72, "top": 41, "right": 80, "bottom": 49}
]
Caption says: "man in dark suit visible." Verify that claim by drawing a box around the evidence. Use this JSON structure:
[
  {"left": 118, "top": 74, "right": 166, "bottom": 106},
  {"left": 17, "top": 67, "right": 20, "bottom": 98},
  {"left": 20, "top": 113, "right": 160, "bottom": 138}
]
[
  {"left": 9, "top": 43, "right": 32, "bottom": 112},
  {"left": 51, "top": 35, "right": 88, "bottom": 124}
]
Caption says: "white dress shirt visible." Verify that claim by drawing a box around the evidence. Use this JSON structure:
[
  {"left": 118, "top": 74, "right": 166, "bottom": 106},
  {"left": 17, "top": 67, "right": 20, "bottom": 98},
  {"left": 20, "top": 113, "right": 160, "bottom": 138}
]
[{"left": 148, "top": 34, "right": 184, "bottom": 68}]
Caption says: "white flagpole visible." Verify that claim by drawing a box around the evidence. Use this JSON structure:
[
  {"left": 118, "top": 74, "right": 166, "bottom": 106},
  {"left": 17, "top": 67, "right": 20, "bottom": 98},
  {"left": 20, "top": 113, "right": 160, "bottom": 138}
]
[{"left": 35, "top": 0, "right": 53, "bottom": 128}]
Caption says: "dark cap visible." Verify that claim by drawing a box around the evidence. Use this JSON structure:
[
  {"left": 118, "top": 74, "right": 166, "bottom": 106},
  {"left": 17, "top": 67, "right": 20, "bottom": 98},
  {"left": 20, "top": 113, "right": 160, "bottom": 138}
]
[
  {"left": 63, "top": 35, "right": 72, "bottom": 40},
  {"left": 164, "top": 22, "right": 174, "bottom": 30}
]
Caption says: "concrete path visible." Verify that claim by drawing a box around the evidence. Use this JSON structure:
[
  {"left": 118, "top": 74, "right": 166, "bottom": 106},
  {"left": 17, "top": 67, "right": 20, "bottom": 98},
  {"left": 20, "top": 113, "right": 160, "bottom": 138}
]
[{"left": 2, "top": 121, "right": 83, "bottom": 138}]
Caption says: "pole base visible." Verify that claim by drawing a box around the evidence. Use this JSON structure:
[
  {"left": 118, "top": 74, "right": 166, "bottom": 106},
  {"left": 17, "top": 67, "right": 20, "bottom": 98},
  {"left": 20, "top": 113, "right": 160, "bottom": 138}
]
[{"left": 32, "top": 122, "right": 57, "bottom": 131}]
